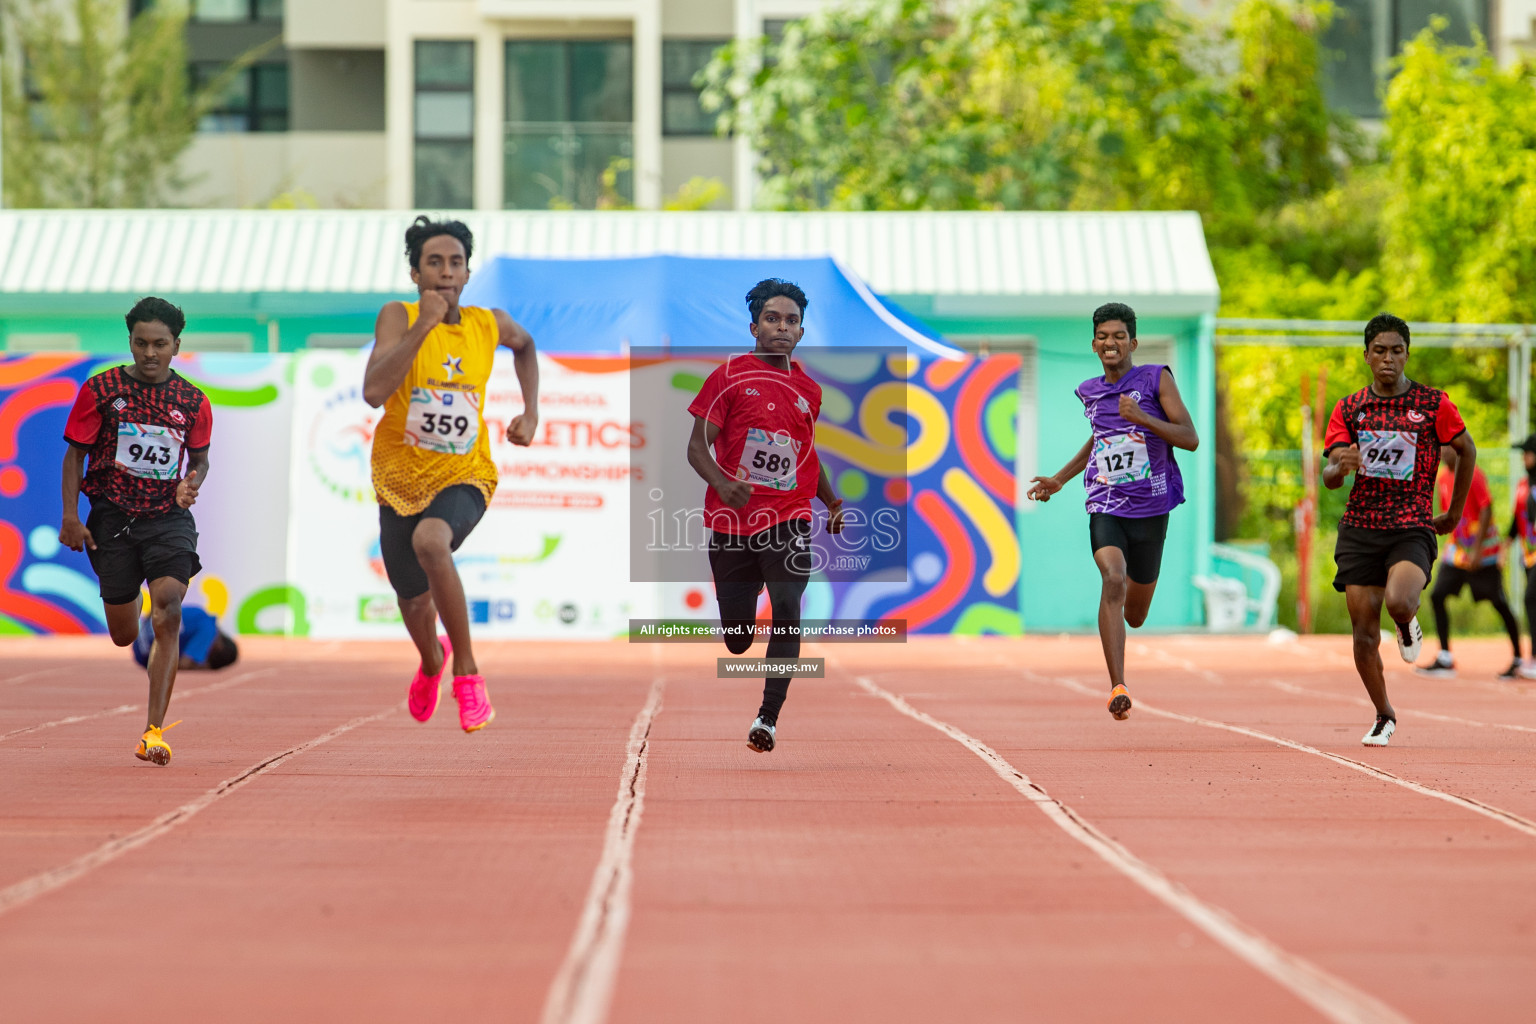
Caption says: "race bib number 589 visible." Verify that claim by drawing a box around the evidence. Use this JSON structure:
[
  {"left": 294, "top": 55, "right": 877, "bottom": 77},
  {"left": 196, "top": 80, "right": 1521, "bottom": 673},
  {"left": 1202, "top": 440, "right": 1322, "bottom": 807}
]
[{"left": 405, "top": 387, "right": 481, "bottom": 454}]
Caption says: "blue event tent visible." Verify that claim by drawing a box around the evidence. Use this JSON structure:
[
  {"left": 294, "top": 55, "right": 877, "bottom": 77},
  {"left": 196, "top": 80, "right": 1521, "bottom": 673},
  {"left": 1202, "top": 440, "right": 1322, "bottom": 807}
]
[{"left": 459, "top": 254, "right": 964, "bottom": 359}]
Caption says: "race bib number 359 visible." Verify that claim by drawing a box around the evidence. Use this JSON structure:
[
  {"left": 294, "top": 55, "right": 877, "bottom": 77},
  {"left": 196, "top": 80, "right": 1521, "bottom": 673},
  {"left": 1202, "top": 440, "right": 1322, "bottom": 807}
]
[
  {"left": 405, "top": 387, "right": 481, "bottom": 454},
  {"left": 1359, "top": 429, "right": 1417, "bottom": 480},
  {"left": 115, "top": 423, "right": 183, "bottom": 480},
  {"left": 736, "top": 427, "right": 798, "bottom": 491},
  {"left": 1093, "top": 432, "right": 1151, "bottom": 487}
]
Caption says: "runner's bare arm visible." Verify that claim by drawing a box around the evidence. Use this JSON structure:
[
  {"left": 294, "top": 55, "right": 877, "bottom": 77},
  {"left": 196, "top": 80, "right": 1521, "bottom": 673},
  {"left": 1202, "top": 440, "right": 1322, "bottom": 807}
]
[
  {"left": 362, "top": 299, "right": 446, "bottom": 407},
  {"left": 1435, "top": 431, "right": 1478, "bottom": 535},
  {"left": 495, "top": 309, "right": 540, "bottom": 446},
  {"left": 816, "top": 464, "right": 845, "bottom": 534},
  {"left": 1322, "top": 443, "right": 1361, "bottom": 489},
  {"left": 1027, "top": 436, "right": 1093, "bottom": 502},
  {"left": 1118, "top": 369, "right": 1198, "bottom": 451},
  {"left": 687, "top": 416, "right": 750, "bottom": 509},
  {"left": 59, "top": 446, "right": 94, "bottom": 551},
  {"left": 177, "top": 450, "right": 210, "bottom": 510}
]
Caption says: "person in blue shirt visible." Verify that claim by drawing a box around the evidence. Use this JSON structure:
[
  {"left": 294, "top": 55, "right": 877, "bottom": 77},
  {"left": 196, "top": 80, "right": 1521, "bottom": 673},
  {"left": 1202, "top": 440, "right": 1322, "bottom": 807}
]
[{"left": 132, "top": 605, "right": 238, "bottom": 671}]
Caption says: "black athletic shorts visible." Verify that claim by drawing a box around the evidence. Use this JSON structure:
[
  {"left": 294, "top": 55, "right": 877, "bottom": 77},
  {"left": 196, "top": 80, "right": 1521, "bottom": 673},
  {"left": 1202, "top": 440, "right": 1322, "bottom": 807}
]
[
  {"left": 85, "top": 500, "right": 200, "bottom": 606},
  {"left": 1433, "top": 563, "right": 1506, "bottom": 602},
  {"left": 378, "top": 485, "right": 487, "bottom": 600},
  {"left": 708, "top": 519, "right": 814, "bottom": 586},
  {"left": 1332, "top": 525, "right": 1436, "bottom": 592},
  {"left": 1088, "top": 512, "right": 1169, "bottom": 585}
]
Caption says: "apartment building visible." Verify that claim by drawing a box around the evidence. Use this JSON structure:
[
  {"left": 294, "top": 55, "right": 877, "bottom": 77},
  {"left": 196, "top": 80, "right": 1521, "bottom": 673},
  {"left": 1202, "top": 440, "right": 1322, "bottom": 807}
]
[{"left": 174, "top": 0, "right": 1536, "bottom": 211}]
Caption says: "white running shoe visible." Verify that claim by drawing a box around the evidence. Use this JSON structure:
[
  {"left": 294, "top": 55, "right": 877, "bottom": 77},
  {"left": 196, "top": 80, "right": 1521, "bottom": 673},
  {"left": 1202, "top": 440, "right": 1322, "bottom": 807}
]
[
  {"left": 1362, "top": 715, "right": 1396, "bottom": 746},
  {"left": 1414, "top": 650, "right": 1456, "bottom": 678},
  {"left": 1395, "top": 617, "right": 1422, "bottom": 663},
  {"left": 1520, "top": 663, "right": 1536, "bottom": 681}
]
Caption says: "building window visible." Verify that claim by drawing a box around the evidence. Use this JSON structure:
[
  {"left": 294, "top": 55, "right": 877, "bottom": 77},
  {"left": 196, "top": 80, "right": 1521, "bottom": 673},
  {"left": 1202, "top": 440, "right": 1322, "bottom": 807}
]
[
  {"left": 662, "top": 40, "right": 726, "bottom": 137},
  {"left": 504, "top": 40, "right": 633, "bottom": 209},
  {"left": 1322, "top": 0, "right": 1488, "bottom": 116},
  {"left": 415, "top": 40, "right": 475, "bottom": 210},
  {"left": 193, "top": 62, "right": 289, "bottom": 132},
  {"left": 191, "top": 0, "right": 282, "bottom": 21}
]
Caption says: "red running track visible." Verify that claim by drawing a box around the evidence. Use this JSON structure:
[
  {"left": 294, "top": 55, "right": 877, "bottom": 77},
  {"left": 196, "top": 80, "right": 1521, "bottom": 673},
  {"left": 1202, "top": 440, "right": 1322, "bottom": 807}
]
[{"left": 1, "top": 634, "right": 1533, "bottom": 1023}]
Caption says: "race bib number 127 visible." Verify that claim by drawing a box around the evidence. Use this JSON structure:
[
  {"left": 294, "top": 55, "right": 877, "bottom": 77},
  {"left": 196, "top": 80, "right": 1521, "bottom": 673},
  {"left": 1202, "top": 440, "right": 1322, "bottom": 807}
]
[
  {"left": 405, "top": 387, "right": 481, "bottom": 454},
  {"left": 1093, "top": 432, "right": 1150, "bottom": 487},
  {"left": 115, "top": 423, "right": 183, "bottom": 480},
  {"left": 1358, "top": 429, "right": 1417, "bottom": 480}
]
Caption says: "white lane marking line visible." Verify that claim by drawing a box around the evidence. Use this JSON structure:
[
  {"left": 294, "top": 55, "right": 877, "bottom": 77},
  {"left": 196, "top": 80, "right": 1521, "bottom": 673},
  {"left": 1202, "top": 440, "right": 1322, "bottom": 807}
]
[
  {"left": 0, "top": 701, "right": 402, "bottom": 917},
  {"left": 0, "top": 668, "right": 279, "bottom": 743},
  {"left": 0, "top": 667, "right": 69, "bottom": 687},
  {"left": 541, "top": 673, "right": 665, "bottom": 1024},
  {"left": 1026, "top": 670, "right": 1536, "bottom": 841},
  {"left": 1136, "top": 643, "right": 1536, "bottom": 736},
  {"left": 855, "top": 675, "right": 1413, "bottom": 1024},
  {"left": 1263, "top": 639, "right": 1535, "bottom": 697}
]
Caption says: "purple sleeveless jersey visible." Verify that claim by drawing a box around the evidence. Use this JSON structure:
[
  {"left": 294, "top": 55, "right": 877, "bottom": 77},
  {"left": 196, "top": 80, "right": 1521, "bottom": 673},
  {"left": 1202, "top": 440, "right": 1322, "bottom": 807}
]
[{"left": 1074, "top": 363, "right": 1185, "bottom": 518}]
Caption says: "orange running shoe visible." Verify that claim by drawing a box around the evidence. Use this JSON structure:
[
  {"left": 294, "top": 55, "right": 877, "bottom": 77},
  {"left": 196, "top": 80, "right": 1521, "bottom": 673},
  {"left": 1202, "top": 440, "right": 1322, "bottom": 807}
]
[
  {"left": 135, "top": 720, "right": 181, "bottom": 765},
  {"left": 1107, "top": 685, "right": 1132, "bottom": 721}
]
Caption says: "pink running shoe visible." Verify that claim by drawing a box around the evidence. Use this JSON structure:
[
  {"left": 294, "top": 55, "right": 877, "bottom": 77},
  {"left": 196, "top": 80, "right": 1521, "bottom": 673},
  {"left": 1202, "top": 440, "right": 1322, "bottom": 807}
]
[
  {"left": 452, "top": 674, "right": 495, "bottom": 732},
  {"left": 408, "top": 635, "right": 453, "bottom": 722}
]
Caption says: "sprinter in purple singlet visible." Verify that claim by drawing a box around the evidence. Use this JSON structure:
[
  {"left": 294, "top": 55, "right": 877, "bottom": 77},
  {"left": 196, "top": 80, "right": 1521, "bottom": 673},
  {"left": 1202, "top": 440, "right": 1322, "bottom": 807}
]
[{"left": 1027, "top": 303, "right": 1199, "bottom": 720}]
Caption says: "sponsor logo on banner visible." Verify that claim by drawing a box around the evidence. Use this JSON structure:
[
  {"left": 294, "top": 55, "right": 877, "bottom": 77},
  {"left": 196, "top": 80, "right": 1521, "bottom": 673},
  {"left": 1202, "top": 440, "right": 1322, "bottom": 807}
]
[
  {"left": 470, "top": 598, "right": 518, "bottom": 624},
  {"left": 308, "top": 384, "right": 380, "bottom": 503},
  {"left": 358, "top": 595, "right": 402, "bottom": 623}
]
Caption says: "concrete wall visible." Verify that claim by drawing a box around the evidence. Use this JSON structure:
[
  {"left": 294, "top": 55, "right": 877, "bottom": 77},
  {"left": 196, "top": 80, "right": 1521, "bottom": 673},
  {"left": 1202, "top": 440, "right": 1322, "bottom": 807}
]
[
  {"left": 286, "top": 0, "right": 387, "bottom": 48},
  {"left": 182, "top": 133, "right": 388, "bottom": 208},
  {"left": 661, "top": 138, "right": 734, "bottom": 207},
  {"left": 292, "top": 50, "right": 387, "bottom": 131}
]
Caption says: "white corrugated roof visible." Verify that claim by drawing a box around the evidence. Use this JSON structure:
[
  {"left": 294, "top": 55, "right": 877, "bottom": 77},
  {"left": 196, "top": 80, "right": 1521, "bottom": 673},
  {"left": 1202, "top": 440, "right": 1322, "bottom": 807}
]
[{"left": 0, "top": 210, "right": 1218, "bottom": 313}]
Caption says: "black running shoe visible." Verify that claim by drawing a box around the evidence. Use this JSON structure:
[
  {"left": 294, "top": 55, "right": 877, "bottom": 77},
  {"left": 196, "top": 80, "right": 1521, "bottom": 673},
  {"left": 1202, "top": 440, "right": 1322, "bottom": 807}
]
[{"left": 1498, "top": 658, "right": 1524, "bottom": 680}]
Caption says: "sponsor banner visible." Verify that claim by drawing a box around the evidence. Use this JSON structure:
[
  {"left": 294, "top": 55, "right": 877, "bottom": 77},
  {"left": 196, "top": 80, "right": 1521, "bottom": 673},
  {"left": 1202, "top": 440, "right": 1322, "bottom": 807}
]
[{"left": 287, "top": 350, "right": 656, "bottom": 638}]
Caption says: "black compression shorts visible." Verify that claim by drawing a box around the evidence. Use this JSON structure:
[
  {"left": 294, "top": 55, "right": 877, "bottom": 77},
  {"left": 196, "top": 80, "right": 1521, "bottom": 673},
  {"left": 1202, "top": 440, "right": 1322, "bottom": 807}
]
[
  {"left": 1089, "top": 512, "right": 1169, "bottom": 585},
  {"left": 378, "top": 485, "right": 487, "bottom": 600}
]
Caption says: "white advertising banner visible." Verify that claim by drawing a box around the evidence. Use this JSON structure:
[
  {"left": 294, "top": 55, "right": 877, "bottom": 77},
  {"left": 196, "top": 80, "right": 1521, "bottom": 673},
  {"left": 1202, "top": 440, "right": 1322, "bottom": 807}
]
[{"left": 287, "top": 350, "right": 655, "bottom": 639}]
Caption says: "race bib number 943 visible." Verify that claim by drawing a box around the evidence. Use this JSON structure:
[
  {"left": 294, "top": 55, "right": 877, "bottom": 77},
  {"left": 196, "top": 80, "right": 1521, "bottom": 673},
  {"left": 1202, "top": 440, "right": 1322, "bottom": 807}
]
[
  {"left": 405, "top": 387, "right": 481, "bottom": 454},
  {"left": 1359, "top": 429, "right": 1417, "bottom": 480},
  {"left": 115, "top": 423, "right": 183, "bottom": 480},
  {"left": 1093, "top": 432, "right": 1151, "bottom": 487},
  {"left": 736, "top": 427, "right": 798, "bottom": 491}
]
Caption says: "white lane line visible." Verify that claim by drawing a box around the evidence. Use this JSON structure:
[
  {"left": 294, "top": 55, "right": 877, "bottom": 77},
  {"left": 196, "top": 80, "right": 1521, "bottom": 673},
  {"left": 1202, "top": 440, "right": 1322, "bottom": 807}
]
[
  {"left": 855, "top": 675, "right": 1412, "bottom": 1024},
  {"left": 541, "top": 673, "right": 665, "bottom": 1024},
  {"left": 0, "top": 667, "right": 69, "bottom": 687},
  {"left": 0, "top": 668, "right": 279, "bottom": 743},
  {"left": 1025, "top": 670, "right": 1536, "bottom": 841},
  {"left": 1137, "top": 643, "right": 1536, "bottom": 736},
  {"left": 1262, "top": 639, "right": 1536, "bottom": 697},
  {"left": 0, "top": 701, "right": 402, "bottom": 917}
]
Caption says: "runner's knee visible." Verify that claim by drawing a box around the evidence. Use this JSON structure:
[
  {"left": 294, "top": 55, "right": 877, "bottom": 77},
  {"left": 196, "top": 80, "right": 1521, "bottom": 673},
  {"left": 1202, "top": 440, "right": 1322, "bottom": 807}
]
[
  {"left": 151, "top": 594, "right": 182, "bottom": 638},
  {"left": 1384, "top": 594, "right": 1418, "bottom": 623},
  {"left": 108, "top": 622, "right": 139, "bottom": 647},
  {"left": 410, "top": 521, "right": 453, "bottom": 564},
  {"left": 1100, "top": 569, "right": 1128, "bottom": 604},
  {"left": 1124, "top": 607, "right": 1149, "bottom": 629},
  {"left": 722, "top": 620, "right": 754, "bottom": 655}
]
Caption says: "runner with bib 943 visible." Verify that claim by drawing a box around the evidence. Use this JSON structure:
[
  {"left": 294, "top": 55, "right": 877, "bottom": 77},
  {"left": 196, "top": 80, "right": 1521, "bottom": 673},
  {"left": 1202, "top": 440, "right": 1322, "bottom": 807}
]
[{"left": 1323, "top": 313, "right": 1476, "bottom": 747}]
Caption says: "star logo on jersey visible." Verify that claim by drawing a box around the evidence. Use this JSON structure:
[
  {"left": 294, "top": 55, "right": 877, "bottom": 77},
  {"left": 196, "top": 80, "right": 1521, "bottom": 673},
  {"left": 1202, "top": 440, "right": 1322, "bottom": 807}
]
[
  {"left": 440, "top": 355, "right": 463, "bottom": 381},
  {"left": 169, "top": 408, "right": 185, "bottom": 424},
  {"left": 795, "top": 395, "right": 811, "bottom": 415},
  {"left": 1407, "top": 409, "right": 1425, "bottom": 423}
]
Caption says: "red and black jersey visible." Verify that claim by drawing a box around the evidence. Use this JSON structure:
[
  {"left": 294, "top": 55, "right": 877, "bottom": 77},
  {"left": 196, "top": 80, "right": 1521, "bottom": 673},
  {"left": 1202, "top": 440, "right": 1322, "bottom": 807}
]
[
  {"left": 688, "top": 354, "right": 822, "bottom": 536},
  {"left": 63, "top": 367, "right": 212, "bottom": 517},
  {"left": 1323, "top": 382, "right": 1465, "bottom": 530}
]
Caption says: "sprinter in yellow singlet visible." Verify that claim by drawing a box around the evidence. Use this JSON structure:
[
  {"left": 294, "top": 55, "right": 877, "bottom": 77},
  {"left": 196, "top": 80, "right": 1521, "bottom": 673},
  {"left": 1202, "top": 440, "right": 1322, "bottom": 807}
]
[{"left": 363, "top": 216, "right": 539, "bottom": 732}]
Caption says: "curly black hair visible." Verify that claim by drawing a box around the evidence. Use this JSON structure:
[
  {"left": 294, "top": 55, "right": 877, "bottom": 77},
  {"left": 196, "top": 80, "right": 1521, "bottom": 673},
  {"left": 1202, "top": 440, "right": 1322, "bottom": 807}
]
[
  {"left": 405, "top": 215, "right": 474, "bottom": 270},
  {"left": 125, "top": 296, "right": 186, "bottom": 338},
  {"left": 746, "top": 278, "right": 808, "bottom": 323},
  {"left": 1092, "top": 301, "right": 1137, "bottom": 338},
  {"left": 1364, "top": 312, "right": 1410, "bottom": 348}
]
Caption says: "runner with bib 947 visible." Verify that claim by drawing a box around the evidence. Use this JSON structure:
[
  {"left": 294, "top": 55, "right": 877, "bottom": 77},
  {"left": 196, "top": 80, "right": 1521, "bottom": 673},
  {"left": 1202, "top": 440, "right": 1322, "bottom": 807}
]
[
  {"left": 1323, "top": 313, "right": 1475, "bottom": 747},
  {"left": 1026, "top": 302, "right": 1198, "bottom": 721}
]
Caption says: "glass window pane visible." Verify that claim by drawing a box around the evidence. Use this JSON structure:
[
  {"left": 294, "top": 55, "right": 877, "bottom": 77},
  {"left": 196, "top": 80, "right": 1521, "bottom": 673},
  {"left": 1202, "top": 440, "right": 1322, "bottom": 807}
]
[
  {"left": 416, "top": 92, "right": 474, "bottom": 139},
  {"left": 254, "top": 64, "right": 288, "bottom": 114},
  {"left": 570, "top": 41, "right": 631, "bottom": 123},
  {"left": 663, "top": 40, "right": 721, "bottom": 87},
  {"left": 1321, "top": 0, "right": 1378, "bottom": 117},
  {"left": 506, "top": 42, "right": 567, "bottom": 122},
  {"left": 416, "top": 140, "right": 474, "bottom": 208},
  {"left": 663, "top": 91, "right": 714, "bottom": 136},
  {"left": 194, "top": 0, "right": 247, "bottom": 21},
  {"left": 505, "top": 128, "right": 572, "bottom": 209},
  {"left": 571, "top": 128, "right": 633, "bottom": 207},
  {"left": 195, "top": 64, "right": 253, "bottom": 111},
  {"left": 200, "top": 112, "right": 251, "bottom": 132},
  {"left": 416, "top": 41, "right": 474, "bottom": 90},
  {"left": 256, "top": 0, "right": 283, "bottom": 18},
  {"left": 1393, "top": 0, "right": 1486, "bottom": 48}
]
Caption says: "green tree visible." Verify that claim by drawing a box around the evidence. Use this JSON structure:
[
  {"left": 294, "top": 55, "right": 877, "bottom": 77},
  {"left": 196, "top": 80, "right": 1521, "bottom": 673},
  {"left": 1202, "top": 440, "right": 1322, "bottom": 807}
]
[{"left": 1, "top": 0, "right": 262, "bottom": 208}]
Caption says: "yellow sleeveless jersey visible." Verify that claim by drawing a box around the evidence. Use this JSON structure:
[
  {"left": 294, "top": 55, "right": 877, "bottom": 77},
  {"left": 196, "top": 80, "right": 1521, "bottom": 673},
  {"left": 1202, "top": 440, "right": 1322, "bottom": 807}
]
[{"left": 371, "top": 302, "right": 500, "bottom": 515}]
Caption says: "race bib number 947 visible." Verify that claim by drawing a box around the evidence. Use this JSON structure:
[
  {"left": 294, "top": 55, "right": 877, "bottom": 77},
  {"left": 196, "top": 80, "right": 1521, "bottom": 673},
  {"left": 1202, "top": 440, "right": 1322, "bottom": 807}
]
[
  {"left": 1359, "top": 429, "right": 1417, "bottom": 480},
  {"left": 405, "top": 387, "right": 481, "bottom": 454},
  {"left": 115, "top": 423, "right": 183, "bottom": 480}
]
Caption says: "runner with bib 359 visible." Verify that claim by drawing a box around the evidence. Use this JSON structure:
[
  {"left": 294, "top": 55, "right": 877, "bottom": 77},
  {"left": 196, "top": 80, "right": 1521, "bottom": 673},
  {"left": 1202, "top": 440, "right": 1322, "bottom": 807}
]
[{"left": 1323, "top": 313, "right": 1476, "bottom": 748}]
